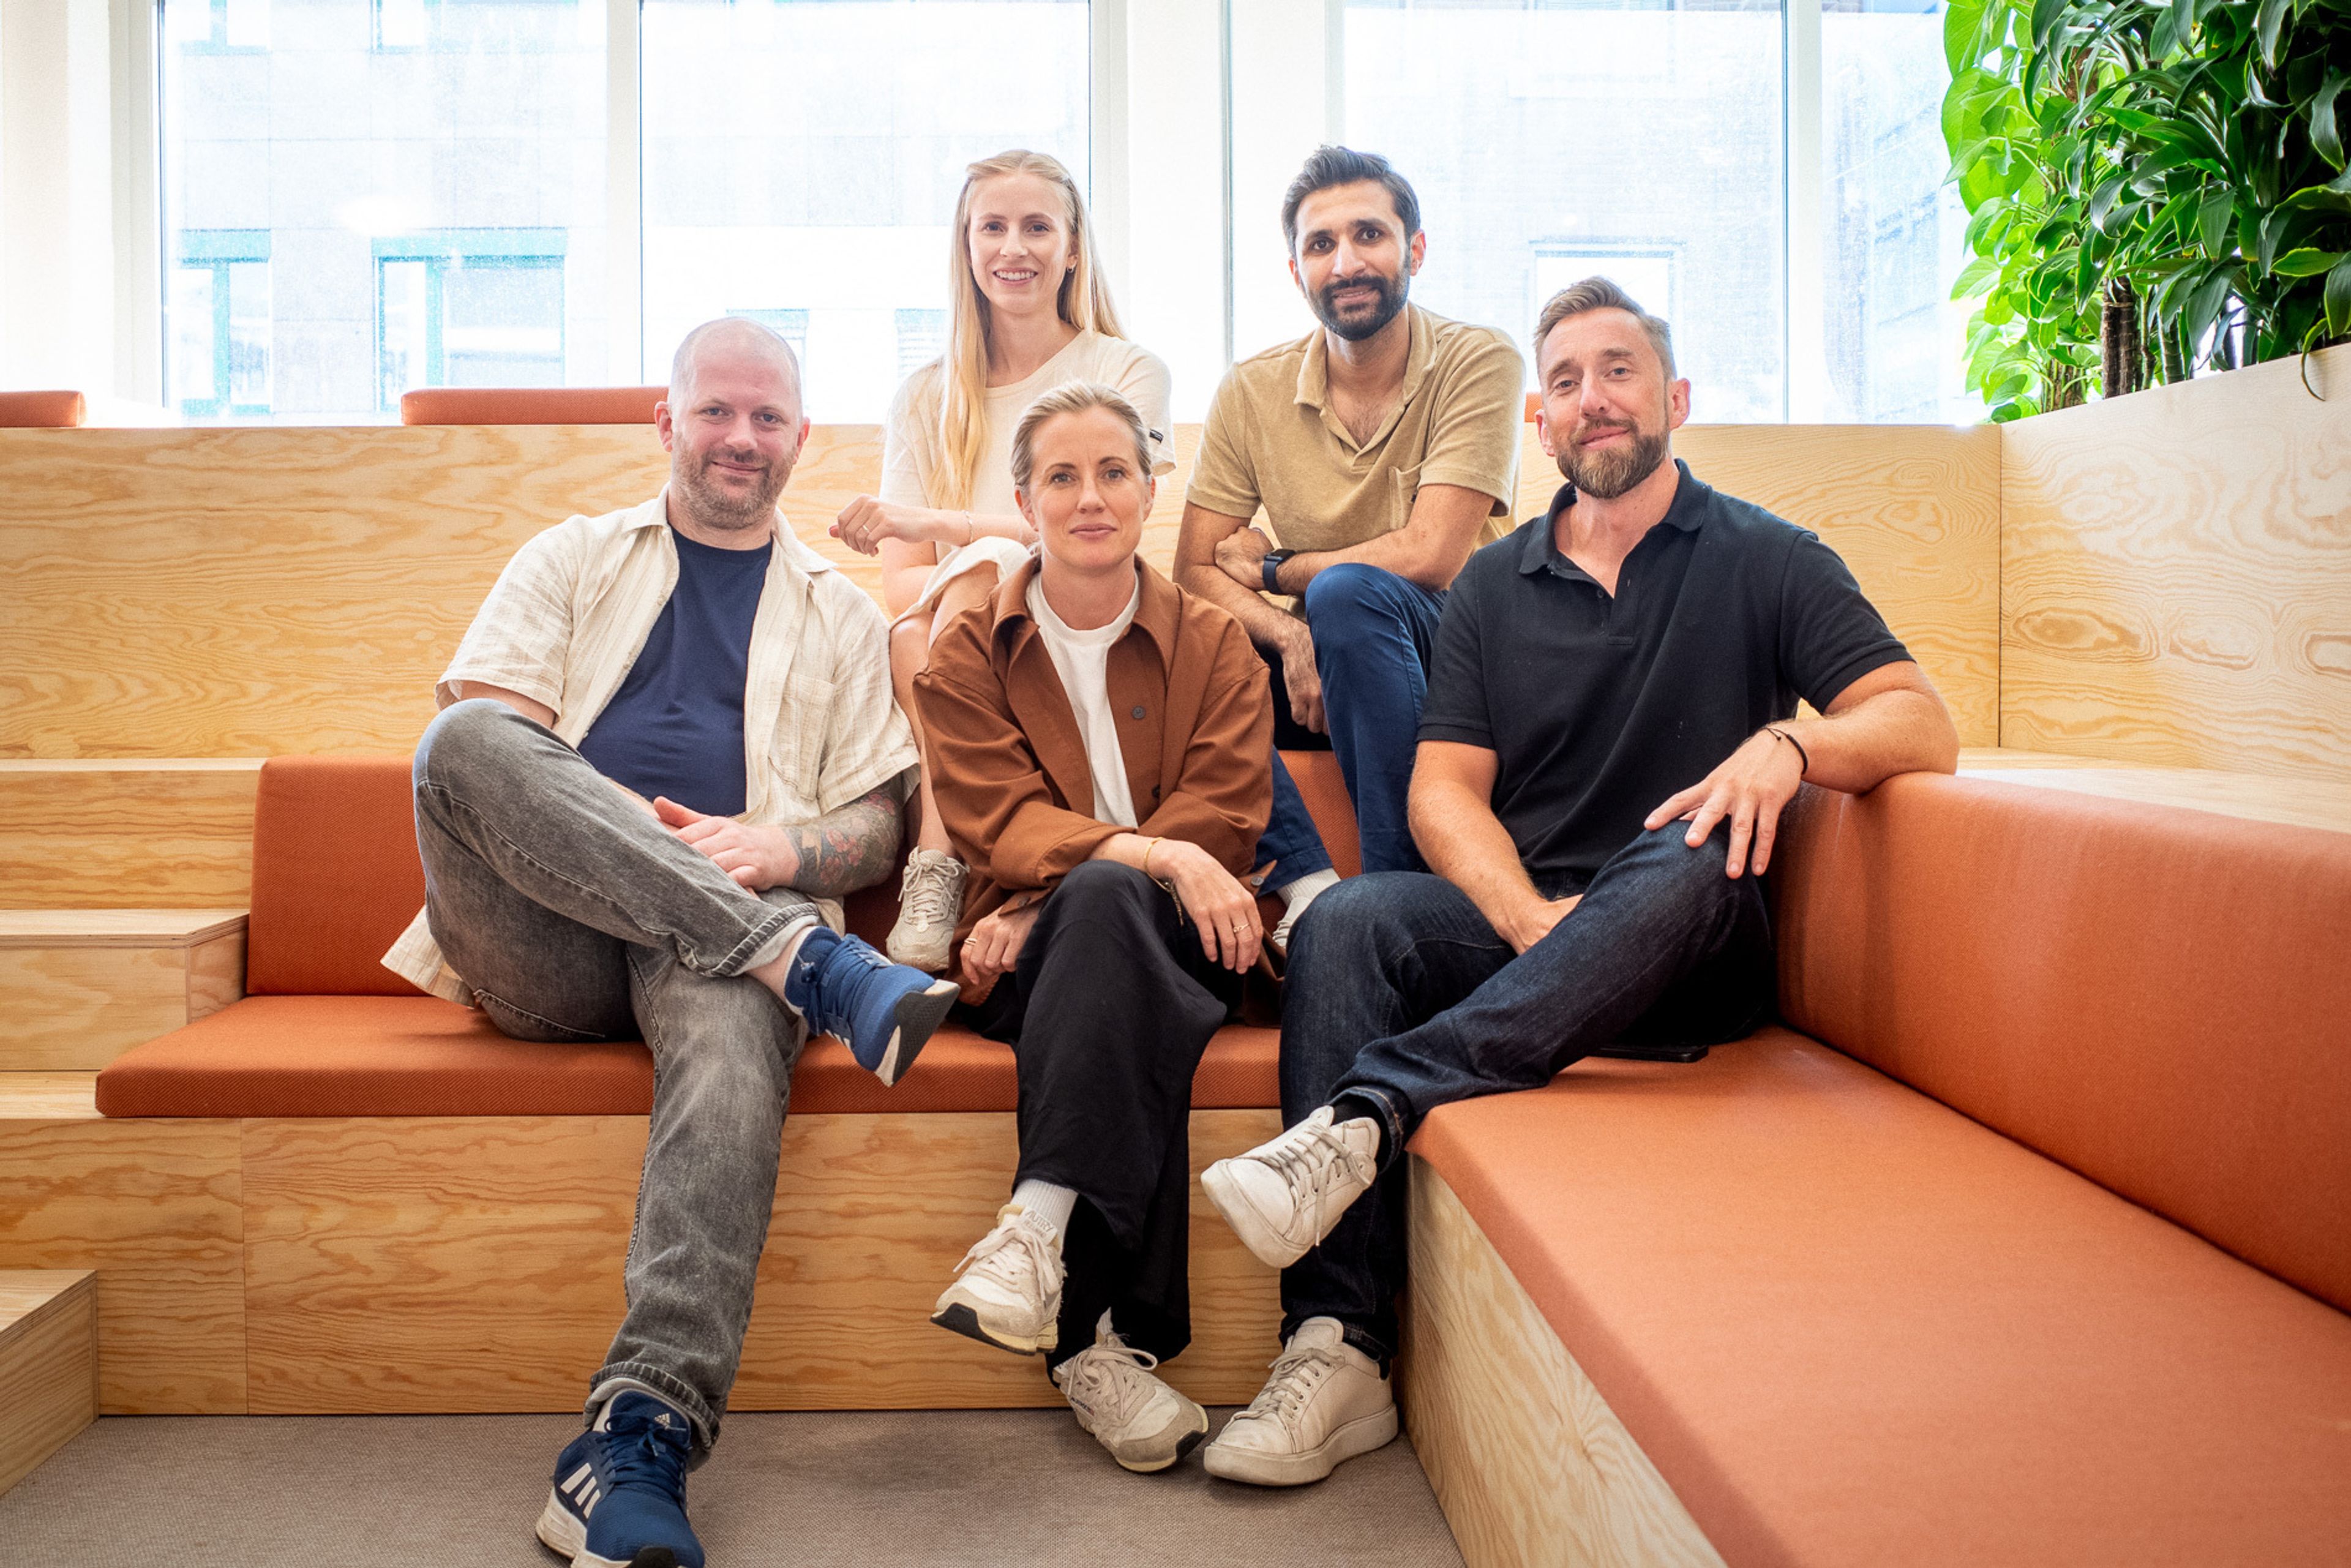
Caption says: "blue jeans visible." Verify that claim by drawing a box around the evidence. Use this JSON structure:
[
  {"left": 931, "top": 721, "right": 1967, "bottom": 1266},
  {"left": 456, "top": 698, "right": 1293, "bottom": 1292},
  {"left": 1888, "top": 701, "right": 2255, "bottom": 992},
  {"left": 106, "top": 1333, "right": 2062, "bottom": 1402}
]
[
  {"left": 1275, "top": 822, "right": 1777, "bottom": 1359},
  {"left": 413, "top": 700, "right": 817, "bottom": 1451},
  {"left": 1255, "top": 563, "right": 1447, "bottom": 891}
]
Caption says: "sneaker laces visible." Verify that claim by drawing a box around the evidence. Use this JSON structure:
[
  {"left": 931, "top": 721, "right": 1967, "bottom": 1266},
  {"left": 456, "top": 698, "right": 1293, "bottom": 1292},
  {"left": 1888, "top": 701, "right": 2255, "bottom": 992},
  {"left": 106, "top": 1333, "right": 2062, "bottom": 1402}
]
[
  {"left": 899, "top": 855, "right": 963, "bottom": 927},
  {"left": 952, "top": 1210, "right": 1063, "bottom": 1298},
  {"left": 1060, "top": 1334, "right": 1163, "bottom": 1427},
  {"left": 1262, "top": 1115, "right": 1376, "bottom": 1212},
  {"left": 602, "top": 1404, "right": 692, "bottom": 1499},
  {"left": 1240, "top": 1340, "right": 1338, "bottom": 1427}
]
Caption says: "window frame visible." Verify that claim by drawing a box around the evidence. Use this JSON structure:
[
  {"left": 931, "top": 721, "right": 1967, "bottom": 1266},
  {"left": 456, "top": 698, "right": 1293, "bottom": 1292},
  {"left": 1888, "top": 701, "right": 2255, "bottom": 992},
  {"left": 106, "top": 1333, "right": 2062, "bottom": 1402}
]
[
  {"left": 373, "top": 229, "right": 570, "bottom": 413},
  {"left": 170, "top": 228, "right": 273, "bottom": 419}
]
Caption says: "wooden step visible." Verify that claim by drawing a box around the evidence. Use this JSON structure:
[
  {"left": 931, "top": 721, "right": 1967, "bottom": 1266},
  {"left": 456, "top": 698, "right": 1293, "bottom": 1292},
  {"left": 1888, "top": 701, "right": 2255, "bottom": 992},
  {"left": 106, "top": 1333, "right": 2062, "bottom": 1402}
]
[
  {"left": 0, "top": 759, "right": 260, "bottom": 907},
  {"left": 0, "top": 910, "right": 247, "bottom": 1070},
  {"left": 0, "top": 1270, "right": 98, "bottom": 1496},
  {"left": 1958, "top": 748, "right": 2351, "bottom": 836}
]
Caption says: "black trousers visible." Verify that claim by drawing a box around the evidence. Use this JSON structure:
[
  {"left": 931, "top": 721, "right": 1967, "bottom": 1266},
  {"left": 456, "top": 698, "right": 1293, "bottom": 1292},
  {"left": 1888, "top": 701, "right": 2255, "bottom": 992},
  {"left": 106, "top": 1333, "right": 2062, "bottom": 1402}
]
[{"left": 964, "top": 860, "right": 1242, "bottom": 1371}]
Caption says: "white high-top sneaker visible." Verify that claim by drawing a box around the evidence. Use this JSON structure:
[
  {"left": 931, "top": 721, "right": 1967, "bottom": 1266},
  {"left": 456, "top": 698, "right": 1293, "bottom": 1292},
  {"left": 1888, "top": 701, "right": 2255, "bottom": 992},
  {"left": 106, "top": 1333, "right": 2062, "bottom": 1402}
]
[
  {"left": 1052, "top": 1313, "right": 1210, "bottom": 1473},
  {"left": 886, "top": 849, "right": 967, "bottom": 972},
  {"left": 931, "top": 1203, "right": 1063, "bottom": 1355},
  {"left": 1201, "top": 1106, "right": 1381, "bottom": 1269},
  {"left": 1202, "top": 1318, "right": 1397, "bottom": 1487}
]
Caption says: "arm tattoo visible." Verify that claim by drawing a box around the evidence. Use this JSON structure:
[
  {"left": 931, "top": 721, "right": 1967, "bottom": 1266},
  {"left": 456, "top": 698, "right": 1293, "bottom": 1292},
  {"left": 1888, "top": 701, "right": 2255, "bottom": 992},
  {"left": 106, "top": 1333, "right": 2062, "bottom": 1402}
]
[{"left": 778, "top": 783, "right": 904, "bottom": 898}]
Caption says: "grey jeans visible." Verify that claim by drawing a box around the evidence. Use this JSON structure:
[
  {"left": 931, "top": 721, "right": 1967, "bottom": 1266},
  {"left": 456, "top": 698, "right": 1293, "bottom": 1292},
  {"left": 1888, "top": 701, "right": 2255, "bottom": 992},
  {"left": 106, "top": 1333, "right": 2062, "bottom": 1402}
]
[{"left": 413, "top": 699, "right": 818, "bottom": 1450}]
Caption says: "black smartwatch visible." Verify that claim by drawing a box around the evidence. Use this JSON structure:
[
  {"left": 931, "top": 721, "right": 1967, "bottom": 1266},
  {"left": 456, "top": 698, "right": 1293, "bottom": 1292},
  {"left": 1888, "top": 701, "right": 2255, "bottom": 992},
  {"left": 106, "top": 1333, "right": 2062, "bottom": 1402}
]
[{"left": 1261, "top": 549, "right": 1296, "bottom": 595}]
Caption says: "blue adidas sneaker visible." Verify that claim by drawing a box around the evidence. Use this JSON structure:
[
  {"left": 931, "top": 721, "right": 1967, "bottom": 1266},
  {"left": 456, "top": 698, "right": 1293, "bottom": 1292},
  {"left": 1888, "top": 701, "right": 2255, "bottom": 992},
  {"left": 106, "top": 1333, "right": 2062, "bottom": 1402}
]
[
  {"left": 535, "top": 1390, "right": 703, "bottom": 1568},
  {"left": 784, "top": 926, "right": 958, "bottom": 1087}
]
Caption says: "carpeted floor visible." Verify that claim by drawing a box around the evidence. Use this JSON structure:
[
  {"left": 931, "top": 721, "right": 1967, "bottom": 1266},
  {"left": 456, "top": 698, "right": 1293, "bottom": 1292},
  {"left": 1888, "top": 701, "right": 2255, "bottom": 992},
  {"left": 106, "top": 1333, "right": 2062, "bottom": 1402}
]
[{"left": 0, "top": 1408, "right": 1465, "bottom": 1566}]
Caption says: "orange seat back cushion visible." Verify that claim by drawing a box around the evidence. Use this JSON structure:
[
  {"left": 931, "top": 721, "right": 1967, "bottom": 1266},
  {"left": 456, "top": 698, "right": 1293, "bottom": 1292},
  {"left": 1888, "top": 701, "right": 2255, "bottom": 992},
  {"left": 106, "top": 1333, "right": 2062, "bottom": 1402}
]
[{"left": 1773, "top": 773, "right": 2351, "bottom": 1315}]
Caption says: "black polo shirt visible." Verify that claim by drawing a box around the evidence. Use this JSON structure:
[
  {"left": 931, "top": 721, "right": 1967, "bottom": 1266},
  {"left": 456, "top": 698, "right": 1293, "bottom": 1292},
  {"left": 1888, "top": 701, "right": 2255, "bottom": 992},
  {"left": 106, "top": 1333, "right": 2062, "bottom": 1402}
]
[{"left": 1417, "top": 460, "right": 1910, "bottom": 886}]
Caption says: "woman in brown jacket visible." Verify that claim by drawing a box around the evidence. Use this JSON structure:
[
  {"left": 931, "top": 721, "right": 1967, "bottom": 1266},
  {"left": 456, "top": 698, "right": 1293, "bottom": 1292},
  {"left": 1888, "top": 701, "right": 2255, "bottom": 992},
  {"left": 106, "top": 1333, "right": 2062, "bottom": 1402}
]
[{"left": 913, "top": 381, "right": 1273, "bottom": 1473}]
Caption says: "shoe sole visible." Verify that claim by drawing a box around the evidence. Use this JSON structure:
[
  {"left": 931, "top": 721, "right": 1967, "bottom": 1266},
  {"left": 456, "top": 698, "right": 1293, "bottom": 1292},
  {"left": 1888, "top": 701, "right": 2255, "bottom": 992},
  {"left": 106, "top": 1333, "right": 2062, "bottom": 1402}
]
[
  {"left": 1107, "top": 1409, "right": 1212, "bottom": 1474},
  {"left": 1202, "top": 1403, "right": 1399, "bottom": 1487},
  {"left": 874, "top": 978, "right": 960, "bottom": 1088},
  {"left": 534, "top": 1490, "right": 583, "bottom": 1560},
  {"left": 1201, "top": 1158, "right": 1314, "bottom": 1269},
  {"left": 930, "top": 1298, "right": 1057, "bottom": 1356}
]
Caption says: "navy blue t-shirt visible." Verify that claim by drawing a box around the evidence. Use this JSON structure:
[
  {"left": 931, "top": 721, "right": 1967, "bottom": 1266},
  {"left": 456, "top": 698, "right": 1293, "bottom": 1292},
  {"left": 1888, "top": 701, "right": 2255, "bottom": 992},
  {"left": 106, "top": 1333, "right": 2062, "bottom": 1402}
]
[
  {"left": 578, "top": 528, "right": 770, "bottom": 817},
  {"left": 1417, "top": 462, "right": 1910, "bottom": 886}
]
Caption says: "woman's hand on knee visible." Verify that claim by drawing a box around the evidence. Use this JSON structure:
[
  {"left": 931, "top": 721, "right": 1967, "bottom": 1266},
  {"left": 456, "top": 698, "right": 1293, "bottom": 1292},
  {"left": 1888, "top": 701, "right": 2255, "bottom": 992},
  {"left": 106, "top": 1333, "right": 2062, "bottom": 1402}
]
[
  {"left": 1153, "top": 840, "right": 1264, "bottom": 973},
  {"left": 833, "top": 495, "right": 942, "bottom": 555}
]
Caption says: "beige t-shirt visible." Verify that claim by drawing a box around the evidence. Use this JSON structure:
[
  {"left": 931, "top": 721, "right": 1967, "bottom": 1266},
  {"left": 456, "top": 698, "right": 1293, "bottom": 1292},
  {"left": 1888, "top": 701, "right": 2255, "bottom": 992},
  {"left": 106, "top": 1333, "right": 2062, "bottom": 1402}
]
[
  {"left": 879, "top": 329, "right": 1175, "bottom": 522},
  {"left": 1186, "top": 304, "right": 1523, "bottom": 555}
]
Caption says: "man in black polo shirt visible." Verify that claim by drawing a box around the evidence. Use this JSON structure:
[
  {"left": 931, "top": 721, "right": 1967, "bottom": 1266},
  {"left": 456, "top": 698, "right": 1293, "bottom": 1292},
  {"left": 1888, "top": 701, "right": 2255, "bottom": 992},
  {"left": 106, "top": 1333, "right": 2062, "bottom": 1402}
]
[{"left": 1197, "top": 277, "right": 1960, "bottom": 1487}]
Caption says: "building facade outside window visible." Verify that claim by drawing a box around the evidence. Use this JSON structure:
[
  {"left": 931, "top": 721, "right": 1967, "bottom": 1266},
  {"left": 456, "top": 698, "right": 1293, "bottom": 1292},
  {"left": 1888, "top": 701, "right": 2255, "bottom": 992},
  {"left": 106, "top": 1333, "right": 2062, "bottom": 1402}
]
[
  {"left": 377, "top": 232, "right": 567, "bottom": 411},
  {"left": 171, "top": 230, "right": 275, "bottom": 418}
]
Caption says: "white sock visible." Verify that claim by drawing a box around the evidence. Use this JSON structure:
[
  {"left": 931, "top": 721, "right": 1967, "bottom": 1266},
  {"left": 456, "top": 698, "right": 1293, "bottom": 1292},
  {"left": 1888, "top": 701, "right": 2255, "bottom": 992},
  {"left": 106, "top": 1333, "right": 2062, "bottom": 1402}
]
[
  {"left": 1280, "top": 867, "right": 1340, "bottom": 910},
  {"left": 1010, "top": 1179, "right": 1078, "bottom": 1238}
]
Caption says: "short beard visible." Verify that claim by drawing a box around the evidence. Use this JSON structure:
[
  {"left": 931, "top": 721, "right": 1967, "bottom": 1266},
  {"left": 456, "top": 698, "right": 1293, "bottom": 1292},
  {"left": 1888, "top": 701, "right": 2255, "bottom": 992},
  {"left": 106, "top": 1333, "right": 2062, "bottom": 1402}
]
[
  {"left": 675, "top": 450, "right": 788, "bottom": 533},
  {"left": 1313, "top": 272, "right": 1408, "bottom": 343},
  {"left": 1561, "top": 425, "right": 1668, "bottom": 500}
]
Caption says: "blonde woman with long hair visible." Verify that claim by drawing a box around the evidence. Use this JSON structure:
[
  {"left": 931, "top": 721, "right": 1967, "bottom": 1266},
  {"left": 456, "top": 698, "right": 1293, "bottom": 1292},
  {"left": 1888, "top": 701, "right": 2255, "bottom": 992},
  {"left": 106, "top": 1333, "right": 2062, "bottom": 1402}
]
[{"left": 833, "top": 150, "right": 1173, "bottom": 972}]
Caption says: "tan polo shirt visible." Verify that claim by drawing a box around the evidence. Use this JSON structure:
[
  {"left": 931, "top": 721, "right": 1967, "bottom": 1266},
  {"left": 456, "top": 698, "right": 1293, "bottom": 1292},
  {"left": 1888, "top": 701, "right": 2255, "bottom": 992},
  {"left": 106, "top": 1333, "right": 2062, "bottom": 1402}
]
[{"left": 1186, "top": 304, "right": 1524, "bottom": 556}]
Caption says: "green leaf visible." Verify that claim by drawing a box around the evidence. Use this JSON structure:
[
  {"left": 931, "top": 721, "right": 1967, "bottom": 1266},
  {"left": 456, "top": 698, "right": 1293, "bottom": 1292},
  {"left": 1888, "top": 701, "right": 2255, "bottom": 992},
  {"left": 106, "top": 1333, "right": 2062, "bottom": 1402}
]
[
  {"left": 2255, "top": 0, "right": 2293, "bottom": 67},
  {"left": 2312, "top": 71, "right": 2347, "bottom": 171},
  {"left": 2326, "top": 255, "right": 2351, "bottom": 337},
  {"left": 2273, "top": 248, "right": 2349, "bottom": 276},
  {"left": 2183, "top": 269, "right": 2237, "bottom": 358},
  {"left": 2281, "top": 184, "right": 2351, "bottom": 215},
  {"left": 1946, "top": 0, "right": 1992, "bottom": 75},
  {"left": 1952, "top": 255, "right": 2002, "bottom": 298},
  {"left": 2199, "top": 189, "right": 2236, "bottom": 258},
  {"left": 2029, "top": 0, "right": 2070, "bottom": 54}
]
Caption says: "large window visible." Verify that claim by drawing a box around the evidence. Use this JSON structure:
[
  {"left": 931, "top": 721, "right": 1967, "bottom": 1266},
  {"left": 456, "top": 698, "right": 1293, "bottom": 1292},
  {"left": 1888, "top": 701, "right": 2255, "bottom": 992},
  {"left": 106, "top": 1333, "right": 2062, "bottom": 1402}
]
[
  {"left": 152, "top": 0, "right": 1964, "bottom": 426},
  {"left": 1344, "top": 0, "right": 1789, "bottom": 422},
  {"left": 159, "top": 0, "right": 609, "bottom": 423},
  {"left": 640, "top": 0, "right": 1091, "bottom": 422}
]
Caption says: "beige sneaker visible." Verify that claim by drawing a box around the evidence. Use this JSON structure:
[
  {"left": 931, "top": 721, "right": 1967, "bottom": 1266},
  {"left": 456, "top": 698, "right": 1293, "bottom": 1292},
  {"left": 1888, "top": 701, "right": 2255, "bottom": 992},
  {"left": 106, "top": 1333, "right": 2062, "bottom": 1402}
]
[
  {"left": 886, "top": 849, "right": 967, "bottom": 972},
  {"left": 931, "top": 1204, "right": 1063, "bottom": 1355},
  {"left": 1052, "top": 1313, "right": 1210, "bottom": 1473},
  {"left": 1201, "top": 1106, "right": 1381, "bottom": 1269},
  {"left": 1202, "top": 1318, "right": 1397, "bottom": 1486}
]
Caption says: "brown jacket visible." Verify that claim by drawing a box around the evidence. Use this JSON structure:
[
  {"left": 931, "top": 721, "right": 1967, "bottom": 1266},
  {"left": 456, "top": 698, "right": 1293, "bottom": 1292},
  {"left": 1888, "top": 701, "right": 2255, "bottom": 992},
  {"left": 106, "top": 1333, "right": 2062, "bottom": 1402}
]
[{"left": 913, "top": 556, "right": 1273, "bottom": 996}]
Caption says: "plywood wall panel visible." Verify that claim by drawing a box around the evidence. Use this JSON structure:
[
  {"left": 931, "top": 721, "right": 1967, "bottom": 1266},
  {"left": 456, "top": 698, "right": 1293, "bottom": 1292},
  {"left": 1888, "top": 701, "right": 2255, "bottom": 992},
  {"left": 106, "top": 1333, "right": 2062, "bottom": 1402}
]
[
  {"left": 2000, "top": 343, "right": 2351, "bottom": 779},
  {"left": 4, "top": 420, "right": 1990, "bottom": 757},
  {"left": 242, "top": 1107, "right": 1280, "bottom": 1415},
  {"left": 0, "top": 760, "right": 261, "bottom": 907},
  {"left": 0, "top": 1116, "right": 245, "bottom": 1413}
]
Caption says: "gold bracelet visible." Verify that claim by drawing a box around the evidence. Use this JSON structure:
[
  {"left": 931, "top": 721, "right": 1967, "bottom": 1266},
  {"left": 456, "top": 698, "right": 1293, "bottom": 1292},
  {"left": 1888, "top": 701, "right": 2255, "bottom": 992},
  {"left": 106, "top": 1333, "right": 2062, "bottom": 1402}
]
[
  {"left": 962, "top": 511, "right": 975, "bottom": 546},
  {"left": 1141, "top": 836, "right": 1161, "bottom": 879}
]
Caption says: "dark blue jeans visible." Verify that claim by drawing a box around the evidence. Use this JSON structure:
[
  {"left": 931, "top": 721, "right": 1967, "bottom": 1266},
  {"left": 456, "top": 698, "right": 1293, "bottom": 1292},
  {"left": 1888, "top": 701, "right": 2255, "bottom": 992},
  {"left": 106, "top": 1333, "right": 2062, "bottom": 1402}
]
[
  {"left": 1254, "top": 563, "right": 1447, "bottom": 891},
  {"left": 1276, "top": 822, "right": 1777, "bottom": 1359}
]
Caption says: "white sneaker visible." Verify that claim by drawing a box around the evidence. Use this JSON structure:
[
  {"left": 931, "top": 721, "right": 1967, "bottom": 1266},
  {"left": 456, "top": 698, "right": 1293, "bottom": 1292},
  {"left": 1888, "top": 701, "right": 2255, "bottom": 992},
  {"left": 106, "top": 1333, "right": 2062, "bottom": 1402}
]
[
  {"left": 1202, "top": 1318, "right": 1397, "bottom": 1487},
  {"left": 1267, "top": 868, "right": 1340, "bottom": 956},
  {"left": 1052, "top": 1312, "right": 1210, "bottom": 1473},
  {"left": 1201, "top": 1106, "right": 1381, "bottom": 1269},
  {"left": 931, "top": 1203, "right": 1063, "bottom": 1355},
  {"left": 886, "top": 849, "right": 967, "bottom": 972}
]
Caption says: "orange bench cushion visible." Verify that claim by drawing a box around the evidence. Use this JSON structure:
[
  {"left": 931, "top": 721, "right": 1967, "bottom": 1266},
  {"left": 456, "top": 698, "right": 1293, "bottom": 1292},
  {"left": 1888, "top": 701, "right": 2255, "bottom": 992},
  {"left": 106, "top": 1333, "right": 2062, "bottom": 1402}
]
[
  {"left": 1413, "top": 1030, "right": 2351, "bottom": 1567},
  {"left": 399, "top": 386, "right": 666, "bottom": 426},
  {"left": 96, "top": 996, "right": 1280, "bottom": 1118},
  {"left": 0, "top": 389, "right": 87, "bottom": 428},
  {"left": 1774, "top": 774, "right": 2351, "bottom": 1316}
]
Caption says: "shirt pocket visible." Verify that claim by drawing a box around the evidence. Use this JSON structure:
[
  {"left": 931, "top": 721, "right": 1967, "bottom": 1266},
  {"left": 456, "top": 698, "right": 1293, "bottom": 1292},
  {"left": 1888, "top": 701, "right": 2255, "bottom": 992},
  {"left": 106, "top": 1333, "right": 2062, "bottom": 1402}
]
[{"left": 1384, "top": 460, "right": 1424, "bottom": 538}]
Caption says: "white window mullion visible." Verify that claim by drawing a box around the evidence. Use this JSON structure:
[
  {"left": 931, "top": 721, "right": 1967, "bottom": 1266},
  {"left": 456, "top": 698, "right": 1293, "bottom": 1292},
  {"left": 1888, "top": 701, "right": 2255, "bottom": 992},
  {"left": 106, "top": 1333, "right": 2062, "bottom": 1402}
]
[
  {"left": 1090, "top": 0, "right": 1130, "bottom": 311},
  {"left": 111, "top": 0, "right": 163, "bottom": 405},
  {"left": 1785, "top": 0, "right": 1826, "bottom": 422},
  {"left": 607, "top": 0, "right": 642, "bottom": 385}
]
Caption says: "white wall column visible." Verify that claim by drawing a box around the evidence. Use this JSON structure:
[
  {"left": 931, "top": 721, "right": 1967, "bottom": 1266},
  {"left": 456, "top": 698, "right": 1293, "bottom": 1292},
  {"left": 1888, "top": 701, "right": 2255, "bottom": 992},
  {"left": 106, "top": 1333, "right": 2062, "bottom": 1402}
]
[{"left": 1, "top": 0, "right": 124, "bottom": 394}]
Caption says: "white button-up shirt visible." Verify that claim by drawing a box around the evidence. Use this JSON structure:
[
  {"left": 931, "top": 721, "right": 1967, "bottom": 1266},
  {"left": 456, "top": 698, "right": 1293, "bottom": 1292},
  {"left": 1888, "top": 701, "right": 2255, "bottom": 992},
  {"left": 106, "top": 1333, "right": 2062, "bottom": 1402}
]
[{"left": 382, "top": 489, "right": 917, "bottom": 1002}]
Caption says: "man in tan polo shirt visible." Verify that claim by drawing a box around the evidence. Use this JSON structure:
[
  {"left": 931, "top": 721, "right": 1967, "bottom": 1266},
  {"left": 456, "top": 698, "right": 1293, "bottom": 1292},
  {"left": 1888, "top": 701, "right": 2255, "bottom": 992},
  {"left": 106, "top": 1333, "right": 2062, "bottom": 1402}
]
[{"left": 1175, "top": 146, "right": 1522, "bottom": 950}]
